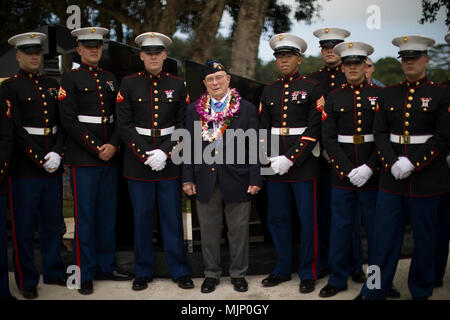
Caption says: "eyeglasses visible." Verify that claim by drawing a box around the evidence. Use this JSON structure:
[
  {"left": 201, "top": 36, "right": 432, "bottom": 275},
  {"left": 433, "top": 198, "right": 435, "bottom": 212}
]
[{"left": 204, "top": 74, "right": 227, "bottom": 83}]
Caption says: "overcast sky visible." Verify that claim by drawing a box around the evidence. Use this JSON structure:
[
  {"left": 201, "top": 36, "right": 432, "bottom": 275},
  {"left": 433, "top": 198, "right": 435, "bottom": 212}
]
[{"left": 208, "top": 0, "right": 448, "bottom": 63}]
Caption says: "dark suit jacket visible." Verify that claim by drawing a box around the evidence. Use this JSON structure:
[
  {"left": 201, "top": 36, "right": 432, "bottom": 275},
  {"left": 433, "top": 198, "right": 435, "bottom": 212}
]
[{"left": 182, "top": 97, "right": 262, "bottom": 203}]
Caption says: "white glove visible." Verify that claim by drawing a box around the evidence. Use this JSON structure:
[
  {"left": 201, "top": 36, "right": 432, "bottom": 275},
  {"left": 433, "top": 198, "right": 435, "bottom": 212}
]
[
  {"left": 391, "top": 156, "right": 414, "bottom": 180},
  {"left": 145, "top": 149, "right": 168, "bottom": 171},
  {"left": 43, "top": 152, "right": 61, "bottom": 173},
  {"left": 446, "top": 154, "right": 450, "bottom": 169},
  {"left": 270, "top": 156, "right": 293, "bottom": 175},
  {"left": 348, "top": 164, "right": 373, "bottom": 187}
]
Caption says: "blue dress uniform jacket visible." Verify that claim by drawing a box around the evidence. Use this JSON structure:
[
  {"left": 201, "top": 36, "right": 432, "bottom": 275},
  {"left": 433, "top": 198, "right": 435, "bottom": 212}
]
[
  {"left": 58, "top": 63, "right": 121, "bottom": 166},
  {"left": 308, "top": 64, "right": 347, "bottom": 96},
  {"left": 322, "top": 81, "right": 382, "bottom": 190},
  {"left": 374, "top": 77, "right": 450, "bottom": 196},
  {"left": 182, "top": 98, "right": 262, "bottom": 203},
  {"left": 2, "top": 70, "right": 65, "bottom": 177},
  {"left": 0, "top": 87, "right": 12, "bottom": 193},
  {"left": 259, "top": 72, "right": 323, "bottom": 181},
  {"left": 116, "top": 70, "right": 188, "bottom": 181}
]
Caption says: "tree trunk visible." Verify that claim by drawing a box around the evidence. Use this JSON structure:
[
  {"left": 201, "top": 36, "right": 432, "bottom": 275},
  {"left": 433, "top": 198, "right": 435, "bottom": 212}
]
[
  {"left": 229, "top": 0, "right": 269, "bottom": 79},
  {"left": 189, "top": 0, "right": 227, "bottom": 63}
]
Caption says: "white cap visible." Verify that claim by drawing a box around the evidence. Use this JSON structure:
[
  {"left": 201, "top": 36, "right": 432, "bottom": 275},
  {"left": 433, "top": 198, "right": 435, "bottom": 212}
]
[
  {"left": 392, "top": 35, "right": 435, "bottom": 58},
  {"left": 71, "top": 27, "right": 109, "bottom": 46},
  {"left": 135, "top": 32, "right": 172, "bottom": 52},
  {"left": 313, "top": 27, "right": 350, "bottom": 47},
  {"left": 334, "top": 41, "right": 374, "bottom": 62},
  {"left": 269, "top": 33, "right": 307, "bottom": 55},
  {"left": 8, "top": 32, "right": 46, "bottom": 52},
  {"left": 445, "top": 32, "right": 450, "bottom": 45}
]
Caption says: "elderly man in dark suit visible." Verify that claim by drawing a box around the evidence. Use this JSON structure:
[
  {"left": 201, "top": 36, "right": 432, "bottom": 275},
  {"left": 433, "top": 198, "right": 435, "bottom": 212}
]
[{"left": 182, "top": 60, "right": 262, "bottom": 293}]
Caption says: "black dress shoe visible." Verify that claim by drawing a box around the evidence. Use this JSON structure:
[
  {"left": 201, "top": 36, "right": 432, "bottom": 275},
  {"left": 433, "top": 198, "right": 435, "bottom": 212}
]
[
  {"left": 231, "top": 278, "right": 248, "bottom": 292},
  {"left": 22, "top": 286, "right": 38, "bottom": 299},
  {"left": 201, "top": 278, "right": 219, "bottom": 294},
  {"left": 299, "top": 279, "right": 315, "bottom": 294},
  {"left": 319, "top": 284, "right": 348, "bottom": 298},
  {"left": 132, "top": 277, "right": 153, "bottom": 291},
  {"left": 78, "top": 280, "right": 94, "bottom": 295},
  {"left": 387, "top": 286, "right": 400, "bottom": 299},
  {"left": 96, "top": 270, "right": 133, "bottom": 281},
  {"left": 0, "top": 295, "right": 17, "bottom": 300},
  {"left": 261, "top": 274, "right": 291, "bottom": 287},
  {"left": 316, "top": 268, "right": 331, "bottom": 280},
  {"left": 175, "top": 275, "right": 194, "bottom": 289},
  {"left": 350, "top": 269, "right": 366, "bottom": 283}
]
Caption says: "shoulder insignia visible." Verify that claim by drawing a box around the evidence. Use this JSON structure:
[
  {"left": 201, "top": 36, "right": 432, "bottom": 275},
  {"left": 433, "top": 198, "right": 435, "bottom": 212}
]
[
  {"left": 58, "top": 86, "right": 67, "bottom": 101},
  {"left": 116, "top": 90, "right": 124, "bottom": 103},
  {"left": 5, "top": 99, "right": 11, "bottom": 118},
  {"left": 185, "top": 93, "right": 190, "bottom": 104},
  {"left": 258, "top": 102, "right": 263, "bottom": 116},
  {"left": 316, "top": 95, "right": 327, "bottom": 120}
]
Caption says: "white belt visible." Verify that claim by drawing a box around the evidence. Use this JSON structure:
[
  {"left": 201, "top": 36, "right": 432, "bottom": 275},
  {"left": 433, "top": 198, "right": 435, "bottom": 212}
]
[
  {"left": 337, "top": 134, "right": 374, "bottom": 144},
  {"left": 271, "top": 127, "right": 320, "bottom": 157},
  {"left": 78, "top": 115, "right": 114, "bottom": 124},
  {"left": 135, "top": 126, "right": 175, "bottom": 137},
  {"left": 23, "top": 125, "right": 57, "bottom": 136},
  {"left": 390, "top": 134, "right": 432, "bottom": 144},
  {"left": 271, "top": 127, "right": 307, "bottom": 135}
]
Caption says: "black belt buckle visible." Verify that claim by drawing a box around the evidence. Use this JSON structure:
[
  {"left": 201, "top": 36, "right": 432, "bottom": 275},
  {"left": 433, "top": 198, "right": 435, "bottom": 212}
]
[
  {"left": 399, "top": 135, "right": 410, "bottom": 144},
  {"left": 152, "top": 129, "right": 161, "bottom": 137}
]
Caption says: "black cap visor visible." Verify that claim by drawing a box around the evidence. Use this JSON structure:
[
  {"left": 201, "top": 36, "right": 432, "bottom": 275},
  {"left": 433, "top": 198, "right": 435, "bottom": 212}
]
[
  {"left": 398, "top": 50, "right": 427, "bottom": 59},
  {"left": 342, "top": 55, "right": 367, "bottom": 64},
  {"left": 17, "top": 44, "right": 42, "bottom": 54},
  {"left": 141, "top": 45, "right": 165, "bottom": 53},
  {"left": 273, "top": 46, "right": 301, "bottom": 56},
  {"left": 319, "top": 39, "right": 344, "bottom": 48},
  {"left": 78, "top": 40, "right": 104, "bottom": 47}
]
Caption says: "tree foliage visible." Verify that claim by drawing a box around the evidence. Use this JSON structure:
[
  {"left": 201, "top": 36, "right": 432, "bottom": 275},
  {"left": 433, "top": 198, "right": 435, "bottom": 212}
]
[{"left": 419, "top": 0, "right": 449, "bottom": 28}]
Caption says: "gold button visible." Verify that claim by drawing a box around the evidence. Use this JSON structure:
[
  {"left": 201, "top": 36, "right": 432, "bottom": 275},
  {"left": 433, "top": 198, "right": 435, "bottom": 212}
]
[
  {"left": 282, "top": 122, "right": 287, "bottom": 126},
  {"left": 39, "top": 87, "right": 42, "bottom": 90},
  {"left": 424, "top": 156, "right": 427, "bottom": 160},
  {"left": 85, "top": 135, "right": 89, "bottom": 139},
  {"left": 101, "top": 102, "right": 104, "bottom": 106},
  {"left": 405, "top": 112, "right": 410, "bottom": 117},
  {"left": 431, "top": 151, "right": 434, "bottom": 155},
  {"left": 408, "top": 96, "right": 413, "bottom": 101},
  {"left": 45, "top": 119, "right": 49, "bottom": 123},
  {"left": 341, "top": 171, "right": 344, "bottom": 175},
  {"left": 284, "top": 98, "right": 288, "bottom": 102},
  {"left": 295, "top": 149, "right": 299, "bottom": 152},
  {"left": 357, "top": 103, "right": 361, "bottom": 107},
  {"left": 155, "top": 106, "right": 159, "bottom": 110},
  {"left": 336, "top": 165, "right": 339, "bottom": 168},
  {"left": 101, "top": 109, "right": 105, "bottom": 114},
  {"left": 331, "top": 83, "right": 335, "bottom": 87},
  {"left": 390, "top": 107, "right": 394, "bottom": 111},
  {"left": 416, "top": 162, "right": 420, "bottom": 167},
  {"left": 283, "top": 114, "right": 287, "bottom": 118},
  {"left": 154, "top": 90, "right": 158, "bottom": 94},
  {"left": 154, "top": 114, "right": 159, "bottom": 118},
  {"left": 340, "top": 108, "right": 344, "bottom": 112},
  {"left": 96, "top": 79, "right": 100, "bottom": 83},
  {"left": 91, "top": 140, "right": 95, "bottom": 144},
  {"left": 407, "top": 104, "right": 412, "bottom": 109},
  {"left": 28, "top": 97, "right": 31, "bottom": 101},
  {"left": 357, "top": 127, "right": 362, "bottom": 132},
  {"left": 154, "top": 122, "right": 158, "bottom": 126},
  {"left": 331, "top": 75, "right": 335, "bottom": 79},
  {"left": 410, "top": 89, "right": 415, "bottom": 93},
  {"left": 356, "top": 96, "right": 361, "bottom": 100},
  {"left": 283, "top": 106, "right": 288, "bottom": 110},
  {"left": 385, "top": 164, "right": 388, "bottom": 167},
  {"left": 98, "top": 86, "right": 102, "bottom": 90},
  {"left": 43, "top": 102, "right": 47, "bottom": 106},
  {"left": 355, "top": 91, "right": 360, "bottom": 95},
  {"left": 285, "top": 91, "right": 289, "bottom": 95},
  {"left": 137, "top": 149, "right": 141, "bottom": 152},
  {"left": 85, "top": 88, "right": 88, "bottom": 91},
  {"left": 99, "top": 94, "right": 103, "bottom": 97},
  {"left": 35, "top": 155, "right": 38, "bottom": 158},
  {"left": 138, "top": 98, "right": 142, "bottom": 102},
  {"left": 404, "top": 131, "right": 409, "bottom": 135},
  {"left": 284, "top": 84, "right": 289, "bottom": 88},
  {"left": 155, "top": 98, "right": 159, "bottom": 102},
  {"left": 270, "top": 102, "right": 274, "bottom": 106},
  {"left": 41, "top": 94, "right": 45, "bottom": 98},
  {"left": 29, "top": 149, "right": 32, "bottom": 153},
  {"left": 405, "top": 121, "right": 409, "bottom": 126},
  {"left": 357, "top": 112, "right": 362, "bottom": 116},
  {"left": 300, "top": 143, "right": 303, "bottom": 146},
  {"left": 211, "top": 168, "right": 215, "bottom": 172},
  {"left": 153, "top": 82, "right": 157, "bottom": 86},
  {"left": 357, "top": 120, "right": 362, "bottom": 124},
  {"left": 44, "top": 110, "right": 48, "bottom": 114},
  {"left": 381, "top": 157, "right": 385, "bottom": 161},
  {"left": 291, "top": 156, "right": 294, "bottom": 159},
  {"left": 132, "top": 143, "right": 135, "bottom": 147}
]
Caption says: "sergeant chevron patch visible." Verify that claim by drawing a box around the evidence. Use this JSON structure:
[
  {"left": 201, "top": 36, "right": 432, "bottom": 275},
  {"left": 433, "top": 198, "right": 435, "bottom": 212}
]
[
  {"left": 116, "top": 90, "right": 124, "bottom": 103},
  {"left": 58, "top": 86, "right": 66, "bottom": 101}
]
